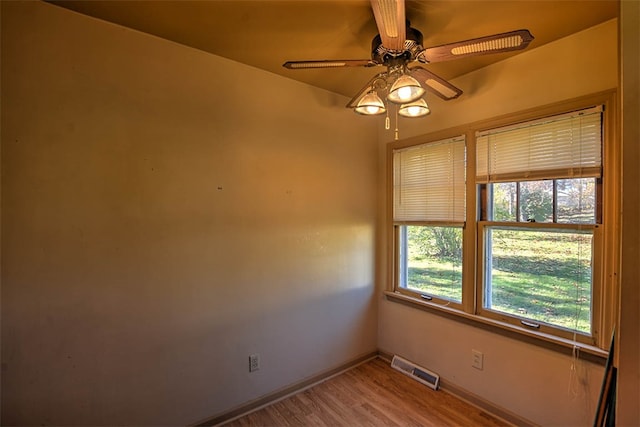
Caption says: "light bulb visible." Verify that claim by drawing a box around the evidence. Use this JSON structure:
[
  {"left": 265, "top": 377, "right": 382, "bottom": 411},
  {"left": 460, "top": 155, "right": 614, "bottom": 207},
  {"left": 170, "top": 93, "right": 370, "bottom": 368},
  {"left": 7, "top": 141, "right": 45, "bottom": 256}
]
[
  {"left": 397, "top": 86, "right": 414, "bottom": 101},
  {"left": 365, "top": 105, "right": 382, "bottom": 114},
  {"left": 405, "top": 106, "right": 422, "bottom": 116}
]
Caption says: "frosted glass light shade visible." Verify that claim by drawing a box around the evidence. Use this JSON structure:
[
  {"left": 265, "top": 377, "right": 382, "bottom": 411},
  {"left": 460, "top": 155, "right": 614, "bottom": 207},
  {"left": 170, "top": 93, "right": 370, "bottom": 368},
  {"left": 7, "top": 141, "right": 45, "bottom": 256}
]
[
  {"left": 399, "top": 98, "right": 430, "bottom": 118},
  {"left": 354, "top": 91, "right": 386, "bottom": 115},
  {"left": 387, "top": 74, "right": 425, "bottom": 104}
]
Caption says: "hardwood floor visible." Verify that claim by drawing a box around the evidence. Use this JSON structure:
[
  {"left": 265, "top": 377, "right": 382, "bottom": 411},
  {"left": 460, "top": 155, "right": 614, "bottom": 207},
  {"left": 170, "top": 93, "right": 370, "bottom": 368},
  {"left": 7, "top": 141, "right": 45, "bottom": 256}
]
[{"left": 222, "top": 357, "right": 509, "bottom": 426}]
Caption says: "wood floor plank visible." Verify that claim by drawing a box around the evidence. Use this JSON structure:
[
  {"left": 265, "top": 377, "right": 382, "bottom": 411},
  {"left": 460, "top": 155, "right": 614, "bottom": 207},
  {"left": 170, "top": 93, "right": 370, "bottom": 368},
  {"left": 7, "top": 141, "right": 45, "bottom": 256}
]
[{"left": 223, "top": 357, "right": 509, "bottom": 427}]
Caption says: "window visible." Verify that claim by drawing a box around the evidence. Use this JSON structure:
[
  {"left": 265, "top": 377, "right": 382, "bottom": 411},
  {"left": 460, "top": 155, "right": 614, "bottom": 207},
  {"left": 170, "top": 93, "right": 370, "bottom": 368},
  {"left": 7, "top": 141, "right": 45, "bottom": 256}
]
[
  {"left": 482, "top": 226, "right": 594, "bottom": 334},
  {"left": 398, "top": 225, "right": 464, "bottom": 302},
  {"left": 388, "top": 95, "right": 618, "bottom": 351},
  {"left": 393, "top": 136, "right": 465, "bottom": 305},
  {"left": 477, "top": 106, "right": 602, "bottom": 343}
]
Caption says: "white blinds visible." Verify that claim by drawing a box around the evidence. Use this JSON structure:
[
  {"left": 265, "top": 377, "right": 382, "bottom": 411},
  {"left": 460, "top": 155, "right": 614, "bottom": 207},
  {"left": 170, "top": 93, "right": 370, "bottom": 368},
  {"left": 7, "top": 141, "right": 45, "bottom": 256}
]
[
  {"left": 393, "top": 136, "right": 466, "bottom": 222},
  {"left": 476, "top": 106, "right": 603, "bottom": 183}
]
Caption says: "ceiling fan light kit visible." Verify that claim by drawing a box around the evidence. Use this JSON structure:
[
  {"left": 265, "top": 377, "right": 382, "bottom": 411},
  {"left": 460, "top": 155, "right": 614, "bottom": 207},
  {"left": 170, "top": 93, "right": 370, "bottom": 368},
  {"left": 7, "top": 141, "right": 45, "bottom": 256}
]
[
  {"left": 387, "top": 73, "right": 425, "bottom": 104},
  {"left": 283, "top": 0, "right": 533, "bottom": 135},
  {"left": 355, "top": 91, "right": 387, "bottom": 115},
  {"left": 399, "top": 98, "right": 430, "bottom": 118}
]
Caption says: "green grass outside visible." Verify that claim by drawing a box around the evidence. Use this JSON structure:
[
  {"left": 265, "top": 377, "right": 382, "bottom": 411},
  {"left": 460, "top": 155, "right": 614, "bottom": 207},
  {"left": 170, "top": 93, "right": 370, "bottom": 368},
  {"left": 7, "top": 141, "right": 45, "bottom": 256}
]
[
  {"left": 406, "top": 228, "right": 592, "bottom": 333},
  {"left": 407, "top": 257, "right": 462, "bottom": 302}
]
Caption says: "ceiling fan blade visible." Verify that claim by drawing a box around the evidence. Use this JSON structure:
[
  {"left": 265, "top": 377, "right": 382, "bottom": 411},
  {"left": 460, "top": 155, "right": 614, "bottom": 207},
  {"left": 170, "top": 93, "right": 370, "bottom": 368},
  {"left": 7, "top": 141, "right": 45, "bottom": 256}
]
[
  {"left": 409, "top": 66, "right": 463, "bottom": 100},
  {"left": 346, "top": 71, "right": 388, "bottom": 108},
  {"left": 283, "top": 59, "right": 378, "bottom": 69},
  {"left": 370, "top": 0, "right": 406, "bottom": 52},
  {"left": 417, "top": 29, "right": 534, "bottom": 64}
]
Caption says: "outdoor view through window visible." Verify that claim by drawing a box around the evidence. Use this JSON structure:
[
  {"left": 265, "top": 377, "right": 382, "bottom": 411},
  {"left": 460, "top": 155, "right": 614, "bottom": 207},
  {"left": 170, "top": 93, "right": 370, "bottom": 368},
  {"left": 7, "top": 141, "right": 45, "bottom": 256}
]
[
  {"left": 484, "top": 178, "right": 596, "bottom": 333},
  {"left": 399, "top": 225, "right": 463, "bottom": 302}
]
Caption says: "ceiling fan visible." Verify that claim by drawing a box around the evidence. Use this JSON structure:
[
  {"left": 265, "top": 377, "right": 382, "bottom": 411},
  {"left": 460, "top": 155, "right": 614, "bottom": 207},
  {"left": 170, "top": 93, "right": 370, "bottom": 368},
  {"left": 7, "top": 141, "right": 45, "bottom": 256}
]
[{"left": 283, "top": 0, "right": 533, "bottom": 118}]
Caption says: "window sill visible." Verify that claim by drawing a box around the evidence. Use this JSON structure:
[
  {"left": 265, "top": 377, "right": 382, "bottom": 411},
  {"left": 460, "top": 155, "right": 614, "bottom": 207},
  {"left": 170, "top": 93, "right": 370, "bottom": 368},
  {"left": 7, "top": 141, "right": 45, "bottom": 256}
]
[{"left": 384, "top": 290, "right": 608, "bottom": 363}]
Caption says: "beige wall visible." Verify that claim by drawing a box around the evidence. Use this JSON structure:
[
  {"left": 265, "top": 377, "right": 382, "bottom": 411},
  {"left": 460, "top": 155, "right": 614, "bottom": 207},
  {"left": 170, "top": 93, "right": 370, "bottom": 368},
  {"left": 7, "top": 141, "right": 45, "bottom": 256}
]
[
  {"left": 618, "top": 1, "right": 640, "bottom": 425},
  {"left": 0, "top": 1, "right": 378, "bottom": 425},
  {"left": 377, "top": 19, "right": 620, "bottom": 426}
]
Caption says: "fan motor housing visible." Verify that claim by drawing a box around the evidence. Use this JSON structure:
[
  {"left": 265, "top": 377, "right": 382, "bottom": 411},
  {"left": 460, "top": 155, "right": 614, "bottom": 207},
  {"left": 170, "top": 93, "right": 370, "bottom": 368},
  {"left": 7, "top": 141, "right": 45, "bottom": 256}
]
[{"left": 371, "top": 25, "right": 424, "bottom": 65}]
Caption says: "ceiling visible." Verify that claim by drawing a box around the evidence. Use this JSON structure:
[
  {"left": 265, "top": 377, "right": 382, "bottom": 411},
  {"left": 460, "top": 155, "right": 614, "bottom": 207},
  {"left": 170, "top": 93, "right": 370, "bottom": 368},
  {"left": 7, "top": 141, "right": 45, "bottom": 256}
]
[{"left": 49, "top": 1, "right": 618, "bottom": 101}]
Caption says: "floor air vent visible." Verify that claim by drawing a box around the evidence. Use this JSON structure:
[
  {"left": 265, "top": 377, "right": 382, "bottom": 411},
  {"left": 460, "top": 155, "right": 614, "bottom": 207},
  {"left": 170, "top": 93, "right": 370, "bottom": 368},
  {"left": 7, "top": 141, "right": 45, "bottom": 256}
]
[{"left": 391, "top": 355, "right": 440, "bottom": 390}]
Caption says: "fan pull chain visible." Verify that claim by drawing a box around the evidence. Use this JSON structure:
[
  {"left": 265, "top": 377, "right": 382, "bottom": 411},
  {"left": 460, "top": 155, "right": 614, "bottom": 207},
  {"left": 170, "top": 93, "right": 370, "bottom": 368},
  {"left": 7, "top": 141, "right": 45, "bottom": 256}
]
[
  {"left": 385, "top": 113, "right": 390, "bottom": 130},
  {"left": 395, "top": 107, "right": 399, "bottom": 140}
]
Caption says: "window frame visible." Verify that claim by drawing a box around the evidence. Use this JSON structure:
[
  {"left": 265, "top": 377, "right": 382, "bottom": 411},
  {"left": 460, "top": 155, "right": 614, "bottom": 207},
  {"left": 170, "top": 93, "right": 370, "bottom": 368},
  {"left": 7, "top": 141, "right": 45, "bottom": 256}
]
[{"left": 386, "top": 91, "right": 619, "bottom": 354}]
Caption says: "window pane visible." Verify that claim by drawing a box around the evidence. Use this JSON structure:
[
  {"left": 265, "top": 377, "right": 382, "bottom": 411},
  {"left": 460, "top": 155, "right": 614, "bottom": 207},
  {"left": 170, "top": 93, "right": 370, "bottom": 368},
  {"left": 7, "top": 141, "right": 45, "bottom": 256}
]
[
  {"left": 400, "top": 225, "right": 462, "bottom": 302},
  {"left": 491, "top": 182, "right": 517, "bottom": 221},
  {"left": 519, "top": 180, "right": 553, "bottom": 222},
  {"left": 557, "top": 178, "right": 596, "bottom": 224},
  {"left": 485, "top": 227, "right": 592, "bottom": 334}
]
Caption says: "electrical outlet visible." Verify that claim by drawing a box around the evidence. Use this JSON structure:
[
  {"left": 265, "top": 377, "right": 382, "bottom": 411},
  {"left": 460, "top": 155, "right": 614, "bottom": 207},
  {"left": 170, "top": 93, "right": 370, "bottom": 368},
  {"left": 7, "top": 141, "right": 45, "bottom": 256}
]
[
  {"left": 249, "top": 354, "right": 260, "bottom": 372},
  {"left": 471, "top": 350, "right": 484, "bottom": 370}
]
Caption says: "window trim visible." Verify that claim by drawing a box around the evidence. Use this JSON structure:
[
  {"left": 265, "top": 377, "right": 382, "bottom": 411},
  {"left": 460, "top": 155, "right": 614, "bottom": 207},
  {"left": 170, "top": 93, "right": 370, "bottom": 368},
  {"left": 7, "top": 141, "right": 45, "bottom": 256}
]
[{"left": 386, "top": 90, "right": 619, "bottom": 354}]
